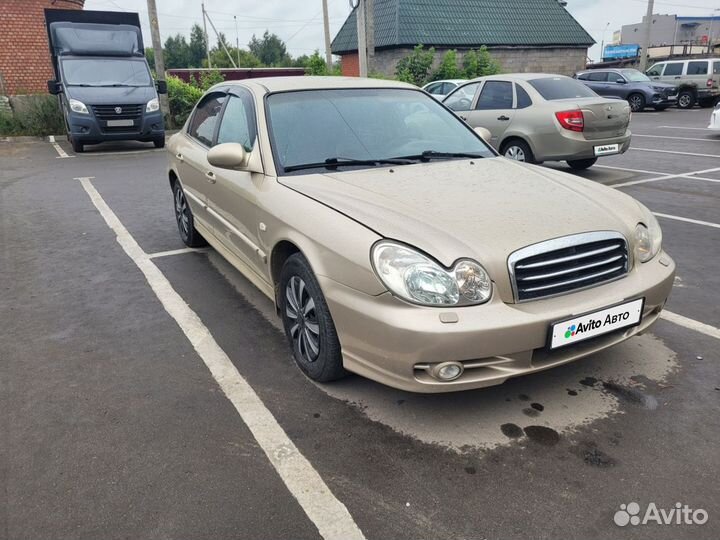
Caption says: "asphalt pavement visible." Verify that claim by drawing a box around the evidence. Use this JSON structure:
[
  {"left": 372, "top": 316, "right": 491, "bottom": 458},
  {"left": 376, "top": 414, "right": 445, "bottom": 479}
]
[{"left": 1, "top": 106, "right": 719, "bottom": 540}]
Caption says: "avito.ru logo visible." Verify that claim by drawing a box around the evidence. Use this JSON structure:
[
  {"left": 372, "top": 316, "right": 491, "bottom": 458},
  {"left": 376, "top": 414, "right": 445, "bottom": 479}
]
[{"left": 614, "top": 502, "right": 708, "bottom": 527}]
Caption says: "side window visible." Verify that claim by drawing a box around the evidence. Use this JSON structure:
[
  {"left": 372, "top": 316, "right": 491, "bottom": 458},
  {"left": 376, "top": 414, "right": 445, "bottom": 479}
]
[
  {"left": 576, "top": 73, "right": 590, "bottom": 80},
  {"left": 216, "top": 91, "right": 257, "bottom": 151},
  {"left": 588, "top": 72, "right": 608, "bottom": 82},
  {"left": 441, "top": 82, "right": 457, "bottom": 94},
  {"left": 646, "top": 63, "right": 664, "bottom": 76},
  {"left": 188, "top": 92, "right": 227, "bottom": 147},
  {"left": 609, "top": 72, "right": 626, "bottom": 83},
  {"left": 714, "top": 61, "right": 720, "bottom": 75},
  {"left": 443, "top": 82, "right": 480, "bottom": 111},
  {"left": 515, "top": 84, "right": 532, "bottom": 109},
  {"left": 687, "top": 61, "right": 708, "bottom": 75},
  {"left": 663, "top": 63, "right": 683, "bottom": 76},
  {"left": 475, "top": 81, "right": 513, "bottom": 110}
]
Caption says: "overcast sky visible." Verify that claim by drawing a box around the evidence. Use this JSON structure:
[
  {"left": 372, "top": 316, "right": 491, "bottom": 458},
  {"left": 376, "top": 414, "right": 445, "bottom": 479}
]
[{"left": 84, "top": 0, "right": 720, "bottom": 62}]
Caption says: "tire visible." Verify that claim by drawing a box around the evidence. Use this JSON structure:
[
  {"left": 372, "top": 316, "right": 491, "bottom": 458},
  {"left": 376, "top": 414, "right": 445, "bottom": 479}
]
[
  {"left": 627, "top": 93, "right": 646, "bottom": 112},
  {"left": 501, "top": 139, "right": 536, "bottom": 164},
  {"left": 153, "top": 137, "right": 166, "bottom": 148},
  {"left": 172, "top": 181, "right": 207, "bottom": 248},
  {"left": 279, "top": 253, "right": 347, "bottom": 383},
  {"left": 677, "top": 90, "right": 695, "bottom": 109},
  {"left": 566, "top": 158, "right": 598, "bottom": 170},
  {"left": 71, "top": 137, "right": 84, "bottom": 153},
  {"left": 699, "top": 97, "right": 717, "bottom": 108},
  {"left": 653, "top": 105, "right": 669, "bottom": 111}
]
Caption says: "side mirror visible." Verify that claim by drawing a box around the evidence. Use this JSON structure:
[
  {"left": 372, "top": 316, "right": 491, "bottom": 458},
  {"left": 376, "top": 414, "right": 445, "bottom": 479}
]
[
  {"left": 47, "top": 80, "right": 62, "bottom": 95},
  {"left": 207, "top": 143, "right": 249, "bottom": 169},
  {"left": 155, "top": 80, "right": 167, "bottom": 94},
  {"left": 474, "top": 126, "right": 492, "bottom": 141},
  {"left": 615, "top": 78, "right": 627, "bottom": 84}
]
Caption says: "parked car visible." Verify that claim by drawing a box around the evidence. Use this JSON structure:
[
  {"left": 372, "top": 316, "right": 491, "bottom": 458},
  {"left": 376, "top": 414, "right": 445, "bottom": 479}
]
[
  {"left": 646, "top": 58, "right": 720, "bottom": 109},
  {"left": 442, "top": 74, "right": 631, "bottom": 169},
  {"left": 422, "top": 79, "right": 467, "bottom": 100},
  {"left": 167, "top": 76, "right": 673, "bottom": 393},
  {"left": 709, "top": 100, "right": 720, "bottom": 130},
  {"left": 575, "top": 68, "right": 677, "bottom": 112}
]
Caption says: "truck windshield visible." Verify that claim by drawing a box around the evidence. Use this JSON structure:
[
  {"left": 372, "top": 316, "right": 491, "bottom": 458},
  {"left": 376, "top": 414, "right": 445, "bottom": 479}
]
[{"left": 61, "top": 58, "right": 152, "bottom": 87}]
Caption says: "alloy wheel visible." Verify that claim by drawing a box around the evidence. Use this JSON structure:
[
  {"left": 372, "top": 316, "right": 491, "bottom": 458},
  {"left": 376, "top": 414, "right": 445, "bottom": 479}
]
[
  {"left": 175, "top": 187, "right": 190, "bottom": 237},
  {"left": 678, "top": 94, "right": 692, "bottom": 108},
  {"left": 629, "top": 95, "right": 643, "bottom": 112},
  {"left": 504, "top": 146, "right": 526, "bottom": 161},
  {"left": 285, "top": 276, "right": 320, "bottom": 364}
]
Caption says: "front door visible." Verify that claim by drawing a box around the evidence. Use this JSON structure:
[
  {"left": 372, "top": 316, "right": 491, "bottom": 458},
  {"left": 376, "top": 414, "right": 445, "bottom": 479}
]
[{"left": 464, "top": 80, "right": 516, "bottom": 149}]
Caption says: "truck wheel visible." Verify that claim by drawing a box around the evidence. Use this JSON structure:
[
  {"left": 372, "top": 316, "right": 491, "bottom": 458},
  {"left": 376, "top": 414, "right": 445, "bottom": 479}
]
[
  {"left": 153, "top": 137, "right": 165, "bottom": 148},
  {"left": 172, "top": 181, "right": 207, "bottom": 248},
  {"left": 71, "top": 138, "right": 84, "bottom": 153},
  {"left": 279, "top": 253, "right": 347, "bottom": 383},
  {"left": 567, "top": 158, "right": 598, "bottom": 170},
  {"left": 627, "top": 93, "right": 646, "bottom": 112},
  {"left": 677, "top": 90, "right": 695, "bottom": 109}
]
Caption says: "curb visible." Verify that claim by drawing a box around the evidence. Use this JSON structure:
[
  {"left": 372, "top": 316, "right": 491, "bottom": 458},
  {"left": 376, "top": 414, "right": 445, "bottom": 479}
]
[{"left": 1, "top": 131, "right": 179, "bottom": 144}]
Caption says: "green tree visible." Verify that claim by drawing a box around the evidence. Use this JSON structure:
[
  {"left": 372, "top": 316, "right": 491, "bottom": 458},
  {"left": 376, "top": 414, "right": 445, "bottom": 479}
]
[
  {"left": 248, "top": 31, "right": 291, "bottom": 66},
  {"left": 395, "top": 44, "right": 436, "bottom": 86},
  {"left": 432, "top": 49, "right": 460, "bottom": 81},
  {"left": 188, "top": 24, "right": 207, "bottom": 67},
  {"left": 463, "top": 46, "right": 501, "bottom": 78},
  {"left": 144, "top": 47, "right": 155, "bottom": 69},
  {"left": 305, "top": 50, "right": 328, "bottom": 75},
  {"left": 163, "top": 34, "right": 191, "bottom": 68}
]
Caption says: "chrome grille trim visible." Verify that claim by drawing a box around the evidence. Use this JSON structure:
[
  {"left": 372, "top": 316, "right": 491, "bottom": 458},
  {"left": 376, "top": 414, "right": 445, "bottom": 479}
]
[{"left": 508, "top": 231, "right": 629, "bottom": 302}]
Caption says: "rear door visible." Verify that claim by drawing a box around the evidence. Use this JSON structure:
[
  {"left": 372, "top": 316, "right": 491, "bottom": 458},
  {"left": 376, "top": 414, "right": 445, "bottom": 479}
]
[
  {"left": 583, "top": 71, "right": 609, "bottom": 95},
  {"left": 464, "top": 80, "right": 515, "bottom": 148}
]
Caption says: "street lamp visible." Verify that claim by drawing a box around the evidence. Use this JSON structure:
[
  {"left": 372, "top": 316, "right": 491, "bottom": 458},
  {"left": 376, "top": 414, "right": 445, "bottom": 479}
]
[{"left": 600, "top": 22, "right": 610, "bottom": 61}]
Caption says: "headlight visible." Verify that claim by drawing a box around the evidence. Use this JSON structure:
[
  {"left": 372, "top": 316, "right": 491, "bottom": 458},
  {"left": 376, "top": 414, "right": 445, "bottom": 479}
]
[
  {"left": 69, "top": 99, "right": 88, "bottom": 114},
  {"left": 634, "top": 210, "right": 662, "bottom": 263},
  {"left": 371, "top": 241, "right": 492, "bottom": 306},
  {"left": 146, "top": 97, "right": 160, "bottom": 113}
]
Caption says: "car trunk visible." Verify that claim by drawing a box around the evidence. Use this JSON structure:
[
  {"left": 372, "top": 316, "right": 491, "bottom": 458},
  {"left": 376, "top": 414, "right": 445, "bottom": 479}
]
[{"left": 554, "top": 98, "right": 630, "bottom": 141}]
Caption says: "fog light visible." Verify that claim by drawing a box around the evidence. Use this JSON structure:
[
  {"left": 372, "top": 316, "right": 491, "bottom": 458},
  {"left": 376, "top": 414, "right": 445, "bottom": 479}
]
[{"left": 431, "top": 362, "right": 464, "bottom": 381}]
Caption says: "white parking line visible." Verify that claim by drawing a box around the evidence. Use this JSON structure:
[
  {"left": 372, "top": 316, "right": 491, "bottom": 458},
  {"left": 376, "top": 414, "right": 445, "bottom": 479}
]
[
  {"left": 595, "top": 164, "right": 667, "bottom": 176},
  {"left": 630, "top": 147, "right": 720, "bottom": 158},
  {"left": 653, "top": 212, "right": 720, "bottom": 229},
  {"left": 48, "top": 135, "right": 72, "bottom": 159},
  {"left": 661, "top": 311, "right": 720, "bottom": 340},
  {"left": 658, "top": 125, "right": 714, "bottom": 131},
  {"left": 609, "top": 167, "right": 720, "bottom": 187},
  {"left": 78, "top": 178, "right": 365, "bottom": 540},
  {"left": 147, "top": 247, "right": 210, "bottom": 259},
  {"left": 633, "top": 134, "right": 720, "bottom": 143}
]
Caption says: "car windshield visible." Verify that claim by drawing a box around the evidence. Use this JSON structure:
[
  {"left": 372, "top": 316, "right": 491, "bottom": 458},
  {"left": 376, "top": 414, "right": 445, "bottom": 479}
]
[
  {"left": 620, "top": 70, "right": 651, "bottom": 82},
  {"left": 265, "top": 88, "right": 494, "bottom": 174},
  {"left": 528, "top": 77, "right": 597, "bottom": 100},
  {"left": 61, "top": 58, "right": 152, "bottom": 87}
]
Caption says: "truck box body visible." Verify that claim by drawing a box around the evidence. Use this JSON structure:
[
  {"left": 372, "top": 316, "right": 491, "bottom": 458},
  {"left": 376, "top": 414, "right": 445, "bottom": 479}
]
[{"left": 45, "top": 9, "right": 165, "bottom": 152}]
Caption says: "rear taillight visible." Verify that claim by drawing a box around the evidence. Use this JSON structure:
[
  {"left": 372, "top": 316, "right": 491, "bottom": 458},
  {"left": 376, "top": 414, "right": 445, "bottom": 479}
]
[
  {"left": 555, "top": 110, "right": 584, "bottom": 132},
  {"left": 708, "top": 78, "right": 714, "bottom": 88}
]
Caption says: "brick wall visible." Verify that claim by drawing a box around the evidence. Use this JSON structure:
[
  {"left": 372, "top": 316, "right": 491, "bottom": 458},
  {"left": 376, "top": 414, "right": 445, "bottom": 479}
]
[
  {"left": 341, "top": 53, "right": 360, "bottom": 77},
  {"left": 0, "top": 0, "right": 85, "bottom": 95}
]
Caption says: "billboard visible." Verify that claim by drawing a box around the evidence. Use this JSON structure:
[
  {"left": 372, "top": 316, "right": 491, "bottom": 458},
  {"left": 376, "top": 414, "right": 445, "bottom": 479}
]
[{"left": 603, "top": 44, "right": 640, "bottom": 60}]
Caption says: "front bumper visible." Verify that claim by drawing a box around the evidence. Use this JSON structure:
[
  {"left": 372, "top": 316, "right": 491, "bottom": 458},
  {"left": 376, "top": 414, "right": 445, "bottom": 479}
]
[
  {"left": 67, "top": 109, "right": 165, "bottom": 144},
  {"left": 320, "top": 252, "right": 675, "bottom": 393}
]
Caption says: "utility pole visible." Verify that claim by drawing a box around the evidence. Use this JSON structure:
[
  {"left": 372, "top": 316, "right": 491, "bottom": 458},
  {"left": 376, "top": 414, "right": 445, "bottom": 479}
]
[
  {"left": 146, "top": 0, "right": 170, "bottom": 126},
  {"left": 354, "top": 0, "right": 368, "bottom": 77},
  {"left": 202, "top": 2, "right": 211, "bottom": 68},
  {"left": 366, "top": 0, "right": 375, "bottom": 73},
  {"left": 204, "top": 10, "right": 238, "bottom": 68},
  {"left": 235, "top": 16, "right": 241, "bottom": 67},
  {"left": 322, "top": 0, "right": 332, "bottom": 68},
  {"left": 638, "top": 0, "right": 654, "bottom": 72}
]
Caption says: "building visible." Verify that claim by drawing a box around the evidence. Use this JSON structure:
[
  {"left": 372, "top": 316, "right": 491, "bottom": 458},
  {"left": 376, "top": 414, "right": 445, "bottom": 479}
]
[
  {"left": 0, "top": 0, "right": 86, "bottom": 96},
  {"left": 620, "top": 14, "right": 720, "bottom": 50},
  {"left": 331, "top": 0, "right": 594, "bottom": 78}
]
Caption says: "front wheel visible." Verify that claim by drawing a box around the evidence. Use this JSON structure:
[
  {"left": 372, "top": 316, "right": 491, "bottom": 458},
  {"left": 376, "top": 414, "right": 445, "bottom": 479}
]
[
  {"left": 279, "top": 253, "right": 346, "bottom": 383},
  {"left": 627, "top": 93, "right": 646, "bottom": 112},
  {"left": 153, "top": 137, "right": 166, "bottom": 148},
  {"left": 172, "top": 181, "right": 207, "bottom": 247},
  {"left": 677, "top": 90, "right": 695, "bottom": 109},
  {"left": 71, "top": 137, "right": 84, "bottom": 153},
  {"left": 567, "top": 158, "right": 598, "bottom": 170},
  {"left": 501, "top": 139, "right": 536, "bottom": 164}
]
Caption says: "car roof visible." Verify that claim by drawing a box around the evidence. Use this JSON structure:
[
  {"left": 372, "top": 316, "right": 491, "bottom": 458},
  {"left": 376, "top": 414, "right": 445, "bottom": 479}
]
[
  {"left": 213, "top": 76, "right": 418, "bottom": 94},
  {"left": 466, "top": 73, "right": 572, "bottom": 83}
]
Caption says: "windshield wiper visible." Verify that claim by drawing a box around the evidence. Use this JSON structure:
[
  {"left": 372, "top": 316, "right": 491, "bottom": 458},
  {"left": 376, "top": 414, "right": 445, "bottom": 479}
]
[
  {"left": 283, "top": 157, "right": 413, "bottom": 173},
  {"left": 391, "top": 150, "right": 486, "bottom": 162}
]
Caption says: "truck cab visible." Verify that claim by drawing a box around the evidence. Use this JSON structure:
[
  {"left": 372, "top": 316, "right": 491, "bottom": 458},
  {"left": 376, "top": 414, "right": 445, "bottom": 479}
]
[{"left": 45, "top": 9, "right": 167, "bottom": 152}]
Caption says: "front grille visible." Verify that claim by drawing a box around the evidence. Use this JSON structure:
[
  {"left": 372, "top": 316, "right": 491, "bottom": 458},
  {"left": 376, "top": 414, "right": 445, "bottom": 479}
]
[
  {"left": 91, "top": 104, "right": 143, "bottom": 119},
  {"left": 509, "top": 232, "right": 629, "bottom": 302}
]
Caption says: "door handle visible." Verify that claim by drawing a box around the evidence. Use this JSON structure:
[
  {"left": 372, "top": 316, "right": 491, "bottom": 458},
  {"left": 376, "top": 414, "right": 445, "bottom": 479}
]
[
  {"left": 459, "top": 115, "right": 468, "bottom": 121},
  {"left": 497, "top": 115, "right": 510, "bottom": 121},
  {"left": 176, "top": 153, "right": 184, "bottom": 162},
  {"left": 205, "top": 171, "right": 216, "bottom": 184},
  {"left": 674, "top": 76, "right": 681, "bottom": 79}
]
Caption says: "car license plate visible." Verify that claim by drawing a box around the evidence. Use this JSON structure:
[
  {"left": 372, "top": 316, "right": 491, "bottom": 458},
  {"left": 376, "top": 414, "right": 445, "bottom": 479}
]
[
  {"left": 107, "top": 119, "right": 134, "bottom": 127},
  {"left": 594, "top": 143, "right": 619, "bottom": 156},
  {"left": 549, "top": 298, "right": 644, "bottom": 350}
]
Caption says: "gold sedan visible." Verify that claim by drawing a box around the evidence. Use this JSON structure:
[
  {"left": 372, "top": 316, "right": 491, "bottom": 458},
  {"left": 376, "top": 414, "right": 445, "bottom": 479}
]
[{"left": 167, "top": 76, "right": 674, "bottom": 393}]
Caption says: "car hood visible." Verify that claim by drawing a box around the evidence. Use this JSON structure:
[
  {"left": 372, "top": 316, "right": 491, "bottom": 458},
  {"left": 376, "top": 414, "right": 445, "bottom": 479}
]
[
  {"left": 64, "top": 84, "right": 156, "bottom": 105},
  {"left": 278, "top": 158, "right": 645, "bottom": 298}
]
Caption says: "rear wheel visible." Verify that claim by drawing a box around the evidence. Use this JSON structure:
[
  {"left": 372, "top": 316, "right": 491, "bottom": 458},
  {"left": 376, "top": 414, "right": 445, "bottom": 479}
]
[
  {"left": 71, "top": 137, "right": 84, "bottom": 153},
  {"left": 172, "top": 181, "right": 207, "bottom": 247},
  {"left": 627, "top": 93, "right": 646, "bottom": 112},
  {"left": 501, "top": 139, "right": 535, "bottom": 164},
  {"left": 699, "top": 97, "right": 717, "bottom": 108},
  {"left": 677, "top": 90, "right": 695, "bottom": 109},
  {"left": 567, "top": 158, "right": 598, "bottom": 170},
  {"left": 279, "top": 253, "right": 346, "bottom": 383}
]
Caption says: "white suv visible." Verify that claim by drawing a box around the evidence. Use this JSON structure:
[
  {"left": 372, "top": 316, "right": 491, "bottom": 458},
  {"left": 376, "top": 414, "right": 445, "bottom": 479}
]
[{"left": 646, "top": 58, "right": 720, "bottom": 109}]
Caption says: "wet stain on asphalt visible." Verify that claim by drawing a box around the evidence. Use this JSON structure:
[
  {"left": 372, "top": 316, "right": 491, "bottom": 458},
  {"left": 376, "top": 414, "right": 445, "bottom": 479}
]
[
  {"left": 579, "top": 377, "right": 598, "bottom": 387},
  {"left": 602, "top": 381, "right": 658, "bottom": 410},
  {"left": 572, "top": 440, "right": 618, "bottom": 467},
  {"left": 522, "top": 407, "right": 540, "bottom": 417},
  {"left": 396, "top": 399, "right": 405, "bottom": 406},
  {"left": 567, "top": 389, "right": 578, "bottom": 396},
  {"left": 530, "top": 403, "right": 544, "bottom": 412},
  {"left": 523, "top": 426, "right": 560, "bottom": 446},
  {"left": 500, "top": 423, "right": 523, "bottom": 439},
  {"left": 464, "top": 466, "right": 477, "bottom": 475}
]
